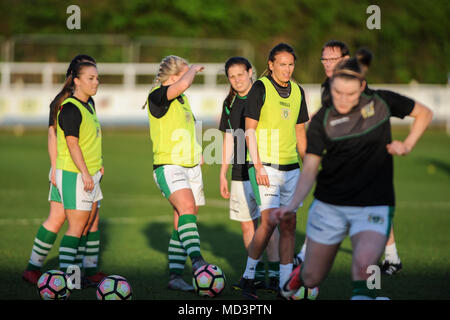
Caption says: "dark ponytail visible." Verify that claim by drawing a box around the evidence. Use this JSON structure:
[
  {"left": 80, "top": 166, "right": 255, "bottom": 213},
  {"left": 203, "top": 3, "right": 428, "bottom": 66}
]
[
  {"left": 50, "top": 61, "right": 96, "bottom": 126},
  {"left": 330, "top": 57, "right": 364, "bottom": 83},
  {"left": 66, "top": 54, "right": 96, "bottom": 78},
  {"left": 261, "top": 43, "right": 297, "bottom": 77},
  {"left": 224, "top": 56, "right": 253, "bottom": 108}
]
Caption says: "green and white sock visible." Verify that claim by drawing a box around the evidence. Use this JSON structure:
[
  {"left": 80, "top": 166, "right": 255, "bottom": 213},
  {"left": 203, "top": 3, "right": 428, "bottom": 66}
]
[
  {"left": 177, "top": 214, "right": 201, "bottom": 259},
  {"left": 268, "top": 261, "right": 280, "bottom": 280},
  {"left": 351, "top": 280, "right": 376, "bottom": 299},
  {"left": 27, "top": 225, "right": 57, "bottom": 271},
  {"left": 59, "top": 235, "right": 80, "bottom": 273},
  {"left": 255, "top": 261, "right": 266, "bottom": 282},
  {"left": 168, "top": 229, "right": 188, "bottom": 275},
  {"left": 75, "top": 235, "right": 87, "bottom": 269},
  {"left": 83, "top": 230, "right": 100, "bottom": 277}
]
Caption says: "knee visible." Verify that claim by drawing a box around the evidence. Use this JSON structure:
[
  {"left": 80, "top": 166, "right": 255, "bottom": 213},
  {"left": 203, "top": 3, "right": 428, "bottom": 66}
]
[
  {"left": 279, "top": 213, "right": 296, "bottom": 235},
  {"left": 178, "top": 202, "right": 197, "bottom": 215},
  {"left": 301, "top": 268, "right": 321, "bottom": 288},
  {"left": 352, "top": 256, "right": 374, "bottom": 279}
]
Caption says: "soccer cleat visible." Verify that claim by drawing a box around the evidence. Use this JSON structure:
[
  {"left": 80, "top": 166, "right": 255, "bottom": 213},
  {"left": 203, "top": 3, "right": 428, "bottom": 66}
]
[
  {"left": 280, "top": 265, "right": 302, "bottom": 298},
  {"left": 81, "top": 271, "right": 108, "bottom": 288},
  {"left": 265, "top": 277, "right": 279, "bottom": 294},
  {"left": 254, "top": 279, "right": 268, "bottom": 290},
  {"left": 168, "top": 275, "right": 195, "bottom": 292},
  {"left": 276, "top": 289, "right": 288, "bottom": 300},
  {"left": 231, "top": 278, "right": 244, "bottom": 291},
  {"left": 380, "top": 260, "right": 403, "bottom": 275},
  {"left": 232, "top": 277, "right": 266, "bottom": 291},
  {"left": 22, "top": 269, "right": 43, "bottom": 285},
  {"left": 192, "top": 256, "right": 208, "bottom": 273},
  {"left": 241, "top": 278, "right": 258, "bottom": 300},
  {"left": 293, "top": 255, "right": 303, "bottom": 269}
]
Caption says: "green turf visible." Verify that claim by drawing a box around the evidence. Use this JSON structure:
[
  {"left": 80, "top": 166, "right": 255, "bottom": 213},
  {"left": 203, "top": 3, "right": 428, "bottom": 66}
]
[{"left": 0, "top": 127, "right": 449, "bottom": 300}]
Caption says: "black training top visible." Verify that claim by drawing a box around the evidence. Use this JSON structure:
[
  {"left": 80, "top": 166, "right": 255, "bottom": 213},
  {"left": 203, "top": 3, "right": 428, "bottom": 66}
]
[
  {"left": 49, "top": 96, "right": 95, "bottom": 127},
  {"left": 57, "top": 96, "right": 96, "bottom": 138},
  {"left": 148, "top": 85, "right": 185, "bottom": 119},
  {"left": 219, "top": 94, "right": 250, "bottom": 181},
  {"left": 245, "top": 75, "right": 309, "bottom": 125},
  {"left": 307, "top": 88, "right": 415, "bottom": 206}
]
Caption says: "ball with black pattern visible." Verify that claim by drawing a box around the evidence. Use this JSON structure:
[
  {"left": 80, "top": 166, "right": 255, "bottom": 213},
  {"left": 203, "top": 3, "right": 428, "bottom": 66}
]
[
  {"left": 36, "top": 270, "right": 71, "bottom": 300},
  {"left": 96, "top": 275, "right": 132, "bottom": 300},
  {"left": 192, "top": 264, "right": 226, "bottom": 297}
]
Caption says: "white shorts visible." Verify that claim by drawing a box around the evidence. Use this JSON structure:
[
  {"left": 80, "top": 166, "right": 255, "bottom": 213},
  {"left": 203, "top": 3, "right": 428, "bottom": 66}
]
[
  {"left": 55, "top": 169, "right": 103, "bottom": 211},
  {"left": 306, "top": 199, "right": 394, "bottom": 245},
  {"left": 153, "top": 165, "right": 205, "bottom": 206},
  {"left": 249, "top": 165, "right": 301, "bottom": 212},
  {"left": 229, "top": 180, "right": 260, "bottom": 222}
]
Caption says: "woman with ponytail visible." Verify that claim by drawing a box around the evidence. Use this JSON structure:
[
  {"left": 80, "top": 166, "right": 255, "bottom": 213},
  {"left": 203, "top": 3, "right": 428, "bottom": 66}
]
[
  {"left": 274, "top": 58, "right": 433, "bottom": 300},
  {"left": 23, "top": 55, "right": 106, "bottom": 287},
  {"left": 238, "top": 43, "right": 309, "bottom": 299},
  {"left": 218, "top": 57, "right": 281, "bottom": 293},
  {"left": 146, "top": 55, "right": 210, "bottom": 292}
]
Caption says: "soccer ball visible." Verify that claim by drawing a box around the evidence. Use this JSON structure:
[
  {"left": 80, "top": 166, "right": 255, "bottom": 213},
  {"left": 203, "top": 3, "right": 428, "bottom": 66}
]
[
  {"left": 36, "top": 270, "right": 71, "bottom": 300},
  {"left": 289, "top": 286, "right": 319, "bottom": 300},
  {"left": 192, "top": 264, "right": 226, "bottom": 297},
  {"left": 96, "top": 275, "right": 132, "bottom": 300}
]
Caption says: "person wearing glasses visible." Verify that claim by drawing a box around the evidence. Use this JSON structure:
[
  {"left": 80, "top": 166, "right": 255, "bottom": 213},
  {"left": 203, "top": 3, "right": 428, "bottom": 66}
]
[{"left": 293, "top": 40, "right": 351, "bottom": 268}]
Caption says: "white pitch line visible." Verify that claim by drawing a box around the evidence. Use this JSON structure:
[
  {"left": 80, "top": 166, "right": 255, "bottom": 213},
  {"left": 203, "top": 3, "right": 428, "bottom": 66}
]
[{"left": 1, "top": 200, "right": 449, "bottom": 226}]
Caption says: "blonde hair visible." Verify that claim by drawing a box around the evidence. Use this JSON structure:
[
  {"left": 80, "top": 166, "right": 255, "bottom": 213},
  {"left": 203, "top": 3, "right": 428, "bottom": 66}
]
[
  {"left": 154, "top": 55, "right": 188, "bottom": 85},
  {"left": 143, "top": 55, "right": 188, "bottom": 109}
]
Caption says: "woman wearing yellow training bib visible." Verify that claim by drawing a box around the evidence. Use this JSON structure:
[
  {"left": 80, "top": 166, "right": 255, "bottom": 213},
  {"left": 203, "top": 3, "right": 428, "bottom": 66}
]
[
  {"left": 146, "top": 55, "right": 209, "bottom": 292},
  {"left": 54, "top": 61, "right": 104, "bottom": 274},
  {"left": 239, "top": 43, "right": 309, "bottom": 299}
]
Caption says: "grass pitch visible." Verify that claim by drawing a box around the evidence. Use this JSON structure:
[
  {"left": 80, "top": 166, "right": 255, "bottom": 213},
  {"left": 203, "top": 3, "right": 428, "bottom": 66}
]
[{"left": 0, "top": 127, "right": 449, "bottom": 300}]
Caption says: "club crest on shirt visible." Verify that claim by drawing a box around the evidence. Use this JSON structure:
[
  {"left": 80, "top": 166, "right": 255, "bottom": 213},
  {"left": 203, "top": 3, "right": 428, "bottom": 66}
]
[
  {"left": 281, "top": 108, "right": 290, "bottom": 120},
  {"left": 361, "top": 101, "right": 375, "bottom": 119}
]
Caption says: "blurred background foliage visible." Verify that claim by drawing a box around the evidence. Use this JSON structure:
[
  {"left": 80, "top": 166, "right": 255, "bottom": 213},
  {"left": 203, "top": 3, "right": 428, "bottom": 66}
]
[{"left": 0, "top": 0, "right": 449, "bottom": 83}]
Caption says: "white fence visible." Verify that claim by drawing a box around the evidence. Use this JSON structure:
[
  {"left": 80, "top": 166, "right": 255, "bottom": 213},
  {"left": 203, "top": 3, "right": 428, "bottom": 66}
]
[{"left": 0, "top": 63, "right": 449, "bottom": 129}]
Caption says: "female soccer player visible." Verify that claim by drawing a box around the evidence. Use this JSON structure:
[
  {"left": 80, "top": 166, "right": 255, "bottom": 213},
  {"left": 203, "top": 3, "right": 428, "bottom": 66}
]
[
  {"left": 239, "top": 43, "right": 309, "bottom": 299},
  {"left": 274, "top": 58, "right": 433, "bottom": 300},
  {"left": 146, "top": 55, "right": 208, "bottom": 292},
  {"left": 22, "top": 55, "right": 105, "bottom": 286},
  {"left": 219, "top": 57, "right": 281, "bottom": 292},
  {"left": 355, "top": 47, "right": 403, "bottom": 275},
  {"left": 53, "top": 61, "right": 103, "bottom": 278}
]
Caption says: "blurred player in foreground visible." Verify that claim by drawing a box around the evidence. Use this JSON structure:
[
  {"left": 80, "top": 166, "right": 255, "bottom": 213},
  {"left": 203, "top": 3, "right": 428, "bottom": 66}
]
[{"left": 274, "top": 58, "right": 432, "bottom": 300}]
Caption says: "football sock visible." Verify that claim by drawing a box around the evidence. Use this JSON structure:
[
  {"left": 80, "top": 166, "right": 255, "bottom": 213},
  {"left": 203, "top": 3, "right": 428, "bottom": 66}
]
[
  {"left": 351, "top": 280, "right": 376, "bottom": 299},
  {"left": 255, "top": 261, "right": 266, "bottom": 282},
  {"left": 59, "top": 235, "right": 80, "bottom": 273},
  {"left": 168, "top": 228, "right": 188, "bottom": 275},
  {"left": 83, "top": 230, "right": 100, "bottom": 277},
  {"left": 268, "top": 261, "right": 280, "bottom": 280},
  {"left": 27, "top": 225, "right": 57, "bottom": 271},
  {"left": 243, "top": 256, "right": 260, "bottom": 280},
  {"left": 384, "top": 243, "right": 400, "bottom": 264},
  {"left": 279, "top": 263, "right": 293, "bottom": 289},
  {"left": 75, "top": 234, "right": 87, "bottom": 269},
  {"left": 177, "top": 214, "right": 201, "bottom": 259},
  {"left": 298, "top": 242, "right": 307, "bottom": 262}
]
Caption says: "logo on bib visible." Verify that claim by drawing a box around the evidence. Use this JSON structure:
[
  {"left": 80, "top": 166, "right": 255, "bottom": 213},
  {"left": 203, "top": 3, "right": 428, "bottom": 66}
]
[{"left": 281, "top": 108, "right": 290, "bottom": 120}]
